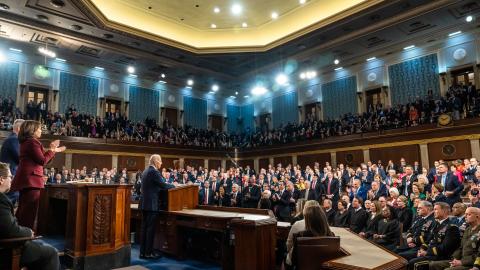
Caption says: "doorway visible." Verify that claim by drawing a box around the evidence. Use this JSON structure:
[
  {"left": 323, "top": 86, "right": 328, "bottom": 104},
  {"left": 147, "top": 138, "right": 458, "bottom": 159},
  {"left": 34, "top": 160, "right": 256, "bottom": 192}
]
[
  {"left": 105, "top": 98, "right": 122, "bottom": 115},
  {"left": 450, "top": 66, "right": 474, "bottom": 87},
  {"left": 25, "top": 85, "right": 49, "bottom": 121},
  {"left": 365, "top": 88, "right": 382, "bottom": 112}
]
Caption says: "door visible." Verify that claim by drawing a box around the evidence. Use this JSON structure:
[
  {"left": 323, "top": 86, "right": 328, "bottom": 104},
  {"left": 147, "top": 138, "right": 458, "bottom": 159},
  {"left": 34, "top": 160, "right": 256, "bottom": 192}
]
[
  {"left": 451, "top": 66, "right": 474, "bottom": 87},
  {"left": 105, "top": 98, "right": 121, "bottom": 114},
  {"left": 25, "top": 85, "right": 49, "bottom": 121},
  {"left": 210, "top": 115, "right": 223, "bottom": 131},
  {"left": 365, "top": 88, "right": 382, "bottom": 112}
]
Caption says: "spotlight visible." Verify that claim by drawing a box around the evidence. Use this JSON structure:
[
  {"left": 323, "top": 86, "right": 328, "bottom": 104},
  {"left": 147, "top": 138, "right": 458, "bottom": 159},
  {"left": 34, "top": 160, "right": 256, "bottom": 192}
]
[
  {"left": 211, "top": 23, "right": 217, "bottom": 29},
  {"left": 299, "top": 0, "right": 307, "bottom": 4},
  {"left": 334, "top": 59, "right": 340, "bottom": 65},
  {"left": 466, "top": 15, "right": 473, "bottom": 22},
  {"left": 251, "top": 86, "right": 267, "bottom": 96},
  {"left": 334, "top": 67, "right": 343, "bottom": 71},
  {"left": 242, "top": 22, "right": 248, "bottom": 28},
  {"left": 159, "top": 80, "right": 167, "bottom": 84},
  {"left": 403, "top": 45, "right": 415, "bottom": 50},
  {"left": 212, "top": 84, "right": 219, "bottom": 91},
  {"left": 127, "top": 66, "right": 135, "bottom": 73},
  {"left": 9, "top": 48, "right": 22, "bottom": 53},
  {"left": 448, "top": 31, "right": 462, "bottom": 37},
  {"left": 299, "top": 73, "right": 306, "bottom": 79},
  {"left": 55, "top": 58, "right": 66, "bottom": 62},
  {"left": 235, "top": 91, "right": 239, "bottom": 95},
  {"left": 271, "top": 12, "right": 278, "bottom": 19},
  {"left": 275, "top": 73, "right": 288, "bottom": 85},
  {"left": 213, "top": 7, "right": 220, "bottom": 13},
  {"left": 231, "top": 4, "right": 242, "bottom": 15},
  {"left": 366, "top": 57, "right": 376, "bottom": 62},
  {"left": 187, "top": 79, "right": 194, "bottom": 86},
  {"left": 161, "top": 73, "right": 166, "bottom": 78}
]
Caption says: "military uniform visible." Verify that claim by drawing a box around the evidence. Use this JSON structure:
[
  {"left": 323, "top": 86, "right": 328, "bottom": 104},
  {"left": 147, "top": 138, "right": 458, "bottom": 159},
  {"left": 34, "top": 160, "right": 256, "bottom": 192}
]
[
  {"left": 408, "top": 218, "right": 461, "bottom": 270},
  {"left": 429, "top": 225, "right": 480, "bottom": 270},
  {"left": 398, "top": 214, "right": 435, "bottom": 260}
]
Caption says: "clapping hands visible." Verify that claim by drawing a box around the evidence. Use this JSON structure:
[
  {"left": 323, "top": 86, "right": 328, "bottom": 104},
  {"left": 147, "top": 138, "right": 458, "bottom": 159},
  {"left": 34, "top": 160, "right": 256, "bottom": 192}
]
[{"left": 50, "top": 139, "right": 66, "bottom": 153}]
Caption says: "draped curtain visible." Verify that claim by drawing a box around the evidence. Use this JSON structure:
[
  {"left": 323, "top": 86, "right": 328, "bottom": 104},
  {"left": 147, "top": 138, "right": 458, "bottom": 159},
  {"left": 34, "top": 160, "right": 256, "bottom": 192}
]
[
  {"left": 272, "top": 91, "right": 298, "bottom": 128},
  {"left": 183, "top": 96, "right": 207, "bottom": 129},
  {"left": 59, "top": 72, "right": 99, "bottom": 115},
  {"left": 227, "top": 104, "right": 241, "bottom": 134},
  {"left": 0, "top": 62, "right": 19, "bottom": 102},
  {"left": 322, "top": 76, "right": 357, "bottom": 120},
  {"left": 241, "top": 103, "right": 254, "bottom": 133},
  {"left": 388, "top": 54, "right": 440, "bottom": 105},
  {"left": 128, "top": 86, "right": 160, "bottom": 122}
]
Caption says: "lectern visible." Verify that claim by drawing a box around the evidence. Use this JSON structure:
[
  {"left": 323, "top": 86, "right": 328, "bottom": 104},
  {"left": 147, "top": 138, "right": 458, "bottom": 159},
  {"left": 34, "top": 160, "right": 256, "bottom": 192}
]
[
  {"left": 38, "top": 183, "right": 132, "bottom": 270},
  {"left": 158, "top": 184, "right": 199, "bottom": 211}
]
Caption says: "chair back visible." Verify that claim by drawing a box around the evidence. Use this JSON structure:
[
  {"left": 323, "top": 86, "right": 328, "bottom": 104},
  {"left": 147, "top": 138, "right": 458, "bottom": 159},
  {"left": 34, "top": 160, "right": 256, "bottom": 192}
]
[{"left": 295, "top": 236, "right": 341, "bottom": 270}]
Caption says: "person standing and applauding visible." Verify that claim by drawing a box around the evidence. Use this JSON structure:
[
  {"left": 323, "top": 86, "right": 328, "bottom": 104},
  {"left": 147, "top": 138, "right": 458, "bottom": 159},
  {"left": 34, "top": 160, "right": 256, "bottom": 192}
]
[{"left": 11, "top": 120, "right": 66, "bottom": 230}]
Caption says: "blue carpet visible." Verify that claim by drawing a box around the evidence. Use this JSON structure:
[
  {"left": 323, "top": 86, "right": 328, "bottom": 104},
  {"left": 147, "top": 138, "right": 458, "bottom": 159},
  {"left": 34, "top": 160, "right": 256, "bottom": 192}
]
[{"left": 42, "top": 236, "right": 220, "bottom": 270}]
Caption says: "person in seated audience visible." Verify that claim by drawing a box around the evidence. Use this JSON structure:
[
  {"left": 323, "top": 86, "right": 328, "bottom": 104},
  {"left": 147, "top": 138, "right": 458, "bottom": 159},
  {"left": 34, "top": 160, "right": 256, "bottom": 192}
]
[
  {"left": 429, "top": 183, "right": 447, "bottom": 204},
  {"left": 348, "top": 197, "right": 368, "bottom": 233},
  {"left": 0, "top": 162, "right": 59, "bottom": 270},
  {"left": 214, "top": 185, "right": 230, "bottom": 207},
  {"left": 359, "top": 200, "right": 382, "bottom": 239},
  {"left": 199, "top": 180, "right": 214, "bottom": 205},
  {"left": 407, "top": 202, "right": 461, "bottom": 270},
  {"left": 398, "top": 201, "right": 435, "bottom": 258},
  {"left": 322, "top": 199, "right": 335, "bottom": 226},
  {"left": 258, "top": 189, "right": 272, "bottom": 210},
  {"left": 373, "top": 206, "right": 401, "bottom": 251},
  {"left": 367, "top": 180, "right": 387, "bottom": 201},
  {"left": 396, "top": 195, "right": 413, "bottom": 231},
  {"left": 333, "top": 200, "right": 349, "bottom": 227},
  {"left": 289, "top": 201, "right": 335, "bottom": 268},
  {"left": 429, "top": 207, "right": 480, "bottom": 270}
]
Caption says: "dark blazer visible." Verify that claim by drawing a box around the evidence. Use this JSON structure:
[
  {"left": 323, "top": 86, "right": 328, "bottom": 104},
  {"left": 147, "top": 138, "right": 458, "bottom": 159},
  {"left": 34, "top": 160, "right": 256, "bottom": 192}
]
[
  {"left": 11, "top": 138, "right": 55, "bottom": 191},
  {"left": 310, "top": 179, "right": 324, "bottom": 201},
  {"left": 210, "top": 181, "right": 220, "bottom": 193},
  {"left": 325, "top": 208, "right": 336, "bottom": 226},
  {"left": 241, "top": 185, "right": 261, "bottom": 208},
  {"left": 214, "top": 193, "right": 231, "bottom": 207},
  {"left": 0, "top": 192, "right": 31, "bottom": 239},
  {"left": 299, "top": 188, "right": 316, "bottom": 201},
  {"left": 398, "top": 174, "right": 417, "bottom": 196},
  {"left": 333, "top": 210, "right": 349, "bottom": 227},
  {"left": 363, "top": 213, "right": 382, "bottom": 238},
  {"left": 348, "top": 208, "right": 368, "bottom": 233},
  {"left": 440, "top": 172, "right": 463, "bottom": 205},
  {"left": 323, "top": 178, "right": 339, "bottom": 202},
  {"left": 139, "top": 166, "right": 174, "bottom": 211},
  {"left": 199, "top": 188, "right": 215, "bottom": 205},
  {"left": 0, "top": 133, "right": 20, "bottom": 175},
  {"left": 396, "top": 207, "right": 413, "bottom": 231},
  {"left": 276, "top": 190, "right": 293, "bottom": 219},
  {"left": 230, "top": 191, "right": 242, "bottom": 207}
]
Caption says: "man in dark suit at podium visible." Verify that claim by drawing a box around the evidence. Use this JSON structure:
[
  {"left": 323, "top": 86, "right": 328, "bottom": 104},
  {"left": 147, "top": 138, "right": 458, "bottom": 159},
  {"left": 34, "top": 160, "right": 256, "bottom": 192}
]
[{"left": 139, "top": 154, "right": 174, "bottom": 259}]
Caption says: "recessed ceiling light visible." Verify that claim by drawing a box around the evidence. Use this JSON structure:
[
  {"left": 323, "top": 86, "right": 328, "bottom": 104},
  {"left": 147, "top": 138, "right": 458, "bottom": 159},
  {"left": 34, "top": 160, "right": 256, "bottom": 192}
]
[
  {"left": 209, "top": 91, "right": 215, "bottom": 94},
  {"left": 9, "top": 48, "right": 22, "bottom": 53},
  {"left": 251, "top": 86, "right": 267, "bottom": 96},
  {"left": 271, "top": 12, "right": 278, "bottom": 19},
  {"left": 448, "top": 31, "right": 462, "bottom": 37},
  {"left": 187, "top": 79, "right": 194, "bottom": 86},
  {"left": 94, "top": 66, "right": 104, "bottom": 70},
  {"left": 299, "top": 0, "right": 307, "bottom": 4},
  {"left": 213, "top": 7, "right": 220, "bottom": 13},
  {"left": 299, "top": 73, "right": 306, "bottom": 79},
  {"left": 366, "top": 57, "right": 376, "bottom": 62},
  {"left": 229, "top": 95, "right": 236, "bottom": 99},
  {"left": 403, "top": 45, "right": 415, "bottom": 50},
  {"left": 244, "top": 95, "right": 249, "bottom": 98},
  {"left": 334, "top": 59, "right": 340, "bottom": 65},
  {"left": 334, "top": 67, "right": 343, "bottom": 71},
  {"left": 127, "top": 66, "right": 135, "bottom": 73},
  {"left": 231, "top": 4, "right": 242, "bottom": 15},
  {"left": 466, "top": 15, "right": 473, "bottom": 22},
  {"left": 242, "top": 22, "right": 248, "bottom": 28},
  {"left": 159, "top": 80, "right": 167, "bottom": 84},
  {"left": 212, "top": 84, "right": 219, "bottom": 91},
  {"left": 275, "top": 73, "right": 288, "bottom": 85},
  {"left": 161, "top": 73, "right": 166, "bottom": 78},
  {"left": 211, "top": 23, "right": 217, "bottom": 28},
  {"left": 55, "top": 58, "right": 66, "bottom": 62},
  {"left": 235, "top": 91, "right": 239, "bottom": 95}
]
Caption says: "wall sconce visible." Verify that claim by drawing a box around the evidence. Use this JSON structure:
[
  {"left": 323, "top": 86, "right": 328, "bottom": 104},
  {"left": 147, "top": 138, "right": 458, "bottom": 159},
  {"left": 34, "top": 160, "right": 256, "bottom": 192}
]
[
  {"left": 52, "top": 89, "right": 59, "bottom": 101},
  {"left": 439, "top": 72, "right": 447, "bottom": 85}
]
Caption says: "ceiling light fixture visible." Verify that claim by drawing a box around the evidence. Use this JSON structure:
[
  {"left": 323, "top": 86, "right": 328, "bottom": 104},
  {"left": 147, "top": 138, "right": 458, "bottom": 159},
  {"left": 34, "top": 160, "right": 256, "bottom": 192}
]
[
  {"left": 271, "top": 12, "right": 278, "bottom": 19},
  {"left": 55, "top": 58, "right": 66, "bottom": 62},
  {"left": 334, "top": 59, "right": 340, "bottom": 65},
  {"left": 403, "top": 45, "right": 415, "bottom": 50},
  {"left": 209, "top": 91, "right": 215, "bottom": 94},
  {"left": 251, "top": 86, "right": 268, "bottom": 96},
  {"left": 127, "top": 66, "right": 135, "bottom": 73},
  {"left": 211, "top": 23, "right": 217, "bottom": 28},
  {"left": 275, "top": 73, "right": 288, "bottom": 85},
  {"left": 334, "top": 67, "right": 343, "bottom": 71},
  {"left": 187, "top": 79, "right": 194, "bottom": 86},
  {"left": 299, "top": 73, "right": 306, "bottom": 79},
  {"left": 94, "top": 66, "right": 104, "bottom": 70},
  {"left": 128, "top": 74, "right": 137, "bottom": 78},
  {"left": 299, "top": 0, "right": 307, "bottom": 4},
  {"left": 9, "top": 48, "right": 22, "bottom": 53},
  {"left": 213, "top": 7, "right": 220, "bottom": 13},
  {"left": 212, "top": 84, "right": 219, "bottom": 91},
  {"left": 229, "top": 95, "right": 236, "bottom": 99},
  {"left": 159, "top": 80, "right": 167, "bottom": 84},
  {"left": 231, "top": 4, "right": 242, "bottom": 15},
  {"left": 242, "top": 22, "right": 248, "bottom": 28},
  {"left": 366, "top": 57, "right": 376, "bottom": 62},
  {"left": 448, "top": 31, "right": 462, "bottom": 37},
  {"left": 244, "top": 95, "right": 249, "bottom": 98},
  {"left": 235, "top": 91, "right": 239, "bottom": 95},
  {"left": 161, "top": 73, "right": 166, "bottom": 78},
  {"left": 466, "top": 15, "right": 473, "bottom": 22},
  {"left": 38, "top": 47, "right": 56, "bottom": 58}
]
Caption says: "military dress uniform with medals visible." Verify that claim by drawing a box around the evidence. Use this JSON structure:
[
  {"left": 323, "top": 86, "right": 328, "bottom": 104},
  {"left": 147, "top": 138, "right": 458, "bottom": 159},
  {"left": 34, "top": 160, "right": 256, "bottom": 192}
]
[{"left": 398, "top": 214, "right": 435, "bottom": 260}]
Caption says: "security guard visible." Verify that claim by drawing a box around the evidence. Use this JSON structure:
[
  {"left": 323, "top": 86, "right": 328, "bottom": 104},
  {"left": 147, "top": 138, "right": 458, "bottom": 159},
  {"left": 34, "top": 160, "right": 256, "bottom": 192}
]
[
  {"left": 398, "top": 201, "right": 435, "bottom": 260},
  {"left": 429, "top": 207, "right": 480, "bottom": 270},
  {"left": 408, "top": 202, "right": 461, "bottom": 270}
]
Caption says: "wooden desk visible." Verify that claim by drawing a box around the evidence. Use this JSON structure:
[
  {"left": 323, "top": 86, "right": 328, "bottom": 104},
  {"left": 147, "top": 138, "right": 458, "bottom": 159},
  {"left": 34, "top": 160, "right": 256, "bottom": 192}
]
[{"left": 38, "top": 183, "right": 132, "bottom": 270}]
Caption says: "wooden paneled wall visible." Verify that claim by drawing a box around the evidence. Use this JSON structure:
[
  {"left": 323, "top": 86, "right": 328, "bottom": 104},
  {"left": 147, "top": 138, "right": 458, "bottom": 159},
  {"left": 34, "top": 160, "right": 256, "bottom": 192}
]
[
  {"left": 184, "top": 158, "right": 204, "bottom": 169},
  {"left": 273, "top": 156, "right": 293, "bottom": 167},
  {"left": 259, "top": 158, "right": 270, "bottom": 169},
  {"left": 428, "top": 140, "right": 472, "bottom": 163},
  {"left": 71, "top": 153, "right": 111, "bottom": 170},
  {"left": 208, "top": 159, "right": 221, "bottom": 170},
  {"left": 336, "top": 150, "right": 364, "bottom": 167},
  {"left": 118, "top": 155, "right": 145, "bottom": 171},
  {"left": 163, "top": 157, "right": 178, "bottom": 169},
  {"left": 48, "top": 152, "right": 66, "bottom": 170},
  {"left": 370, "top": 145, "right": 420, "bottom": 165},
  {"left": 238, "top": 159, "right": 254, "bottom": 169},
  {"left": 297, "top": 153, "right": 331, "bottom": 168}
]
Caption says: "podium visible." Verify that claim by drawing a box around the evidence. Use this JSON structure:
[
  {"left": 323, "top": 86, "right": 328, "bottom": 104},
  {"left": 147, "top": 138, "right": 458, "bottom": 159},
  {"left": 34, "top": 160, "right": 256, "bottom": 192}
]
[
  {"left": 158, "top": 184, "right": 199, "bottom": 211},
  {"left": 38, "top": 183, "right": 132, "bottom": 270}
]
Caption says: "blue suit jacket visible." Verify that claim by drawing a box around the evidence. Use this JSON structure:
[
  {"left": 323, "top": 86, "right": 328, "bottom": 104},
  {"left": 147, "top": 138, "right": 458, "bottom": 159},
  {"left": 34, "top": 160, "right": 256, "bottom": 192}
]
[
  {"left": 139, "top": 166, "right": 174, "bottom": 211},
  {"left": 0, "top": 133, "right": 19, "bottom": 175},
  {"left": 441, "top": 172, "right": 463, "bottom": 205}
]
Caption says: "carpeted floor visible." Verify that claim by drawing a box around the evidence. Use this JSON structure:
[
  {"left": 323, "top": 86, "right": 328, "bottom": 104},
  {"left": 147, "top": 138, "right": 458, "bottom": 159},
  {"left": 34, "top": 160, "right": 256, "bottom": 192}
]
[{"left": 41, "top": 236, "right": 220, "bottom": 270}]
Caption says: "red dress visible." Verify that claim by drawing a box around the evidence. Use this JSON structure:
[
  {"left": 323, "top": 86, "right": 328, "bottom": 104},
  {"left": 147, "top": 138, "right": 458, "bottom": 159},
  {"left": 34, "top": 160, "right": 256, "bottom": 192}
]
[{"left": 12, "top": 137, "right": 55, "bottom": 230}]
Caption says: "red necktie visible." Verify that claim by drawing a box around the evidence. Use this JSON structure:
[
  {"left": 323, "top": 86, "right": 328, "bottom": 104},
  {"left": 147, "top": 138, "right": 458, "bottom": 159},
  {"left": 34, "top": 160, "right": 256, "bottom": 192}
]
[
  {"left": 327, "top": 179, "right": 331, "bottom": 194},
  {"left": 312, "top": 180, "right": 316, "bottom": 189},
  {"left": 204, "top": 189, "right": 208, "bottom": 204}
]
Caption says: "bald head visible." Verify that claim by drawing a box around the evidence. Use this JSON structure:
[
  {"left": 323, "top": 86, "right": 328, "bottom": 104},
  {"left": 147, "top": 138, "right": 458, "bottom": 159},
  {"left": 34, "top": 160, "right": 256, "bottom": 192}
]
[{"left": 149, "top": 154, "right": 162, "bottom": 169}]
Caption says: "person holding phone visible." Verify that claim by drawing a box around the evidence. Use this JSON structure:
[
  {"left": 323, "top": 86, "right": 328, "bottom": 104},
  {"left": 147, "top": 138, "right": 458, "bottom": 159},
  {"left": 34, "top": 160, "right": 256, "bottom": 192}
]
[{"left": 11, "top": 120, "right": 66, "bottom": 231}]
